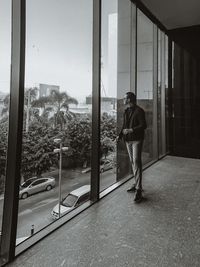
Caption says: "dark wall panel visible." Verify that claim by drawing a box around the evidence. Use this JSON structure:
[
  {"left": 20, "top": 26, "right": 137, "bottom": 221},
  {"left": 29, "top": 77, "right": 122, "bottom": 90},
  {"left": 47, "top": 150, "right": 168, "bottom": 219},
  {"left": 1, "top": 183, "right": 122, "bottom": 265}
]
[
  {"left": 171, "top": 43, "right": 200, "bottom": 158},
  {"left": 169, "top": 25, "right": 200, "bottom": 60}
]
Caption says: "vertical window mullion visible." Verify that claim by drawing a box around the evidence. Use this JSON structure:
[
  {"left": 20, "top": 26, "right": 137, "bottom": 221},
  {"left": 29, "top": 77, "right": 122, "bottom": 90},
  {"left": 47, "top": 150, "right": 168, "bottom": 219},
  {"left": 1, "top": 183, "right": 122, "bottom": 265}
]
[
  {"left": 91, "top": 0, "right": 101, "bottom": 201},
  {"left": 135, "top": 7, "right": 138, "bottom": 97},
  {"left": 1, "top": 0, "right": 26, "bottom": 263},
  {"left": 161, "top": 33, "right": 166, "bottom": 154}
]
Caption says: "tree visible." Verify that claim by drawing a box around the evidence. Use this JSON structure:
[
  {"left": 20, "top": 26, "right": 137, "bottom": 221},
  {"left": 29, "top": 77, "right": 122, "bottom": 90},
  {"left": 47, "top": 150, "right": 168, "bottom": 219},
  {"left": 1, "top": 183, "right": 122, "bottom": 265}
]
[
  {"left": 32, "top": 90, "right": 78, "bottom": 130},
  {"left": 64, "top": 117, "right": 92, "bottom": 167},
  {"left": 21, "top": 124, "right": 61, "bottom": 179},
  {"left": 1, "top": 87, "right": 39, "bottom": 132},
  {"left": 101, "top": 112, "right": 117, "bottom": 140},
  {"left": 0, "top": 121, "right": 8, "bottom": 193},
  {"left": 100, "top": 113, "right": 117, "bottom": 161},
  {"left": 0, "top": 102, "right": 117, "bottom": 184},
  {"left": 24, "top": 87, "right": 38, "bottom": 132},
  {"left": 101, "top": 136, "right": 115, "bottom": 159}
]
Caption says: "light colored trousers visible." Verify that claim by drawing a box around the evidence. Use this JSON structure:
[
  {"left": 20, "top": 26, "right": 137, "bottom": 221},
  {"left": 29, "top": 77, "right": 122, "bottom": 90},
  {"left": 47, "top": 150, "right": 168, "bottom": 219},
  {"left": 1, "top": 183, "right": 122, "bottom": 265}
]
[{"left": 126, "top": 140, "right": 143, "bottom": 190}]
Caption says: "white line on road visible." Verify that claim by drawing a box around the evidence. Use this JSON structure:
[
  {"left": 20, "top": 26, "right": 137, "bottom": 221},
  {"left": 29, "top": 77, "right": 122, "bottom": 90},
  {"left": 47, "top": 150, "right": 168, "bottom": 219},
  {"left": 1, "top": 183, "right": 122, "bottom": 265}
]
[
  {"left": 31, "top": 198, "right": 58, "bottom": 211},
  {"left": 18, "top": 209, "right": 32, "bottom": 216},
  {"left": 71, "top": 182, "right": 79, "bottom": 186},
  {"left": 19, "top": 198, "right": 58, "bottom": 215}
]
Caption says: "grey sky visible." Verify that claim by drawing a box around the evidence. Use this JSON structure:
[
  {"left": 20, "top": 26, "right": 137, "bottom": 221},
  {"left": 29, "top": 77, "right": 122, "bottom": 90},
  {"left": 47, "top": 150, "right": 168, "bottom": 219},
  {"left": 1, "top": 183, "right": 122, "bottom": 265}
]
[
  {"left": 0, "top": 0, "right": 118, "bottom": 102},
  {"left": 25, "top": 0, "right": 93, "bottom": 102},
  {"left": 0, "top": 0, "right": 11, "bottom": 94}
]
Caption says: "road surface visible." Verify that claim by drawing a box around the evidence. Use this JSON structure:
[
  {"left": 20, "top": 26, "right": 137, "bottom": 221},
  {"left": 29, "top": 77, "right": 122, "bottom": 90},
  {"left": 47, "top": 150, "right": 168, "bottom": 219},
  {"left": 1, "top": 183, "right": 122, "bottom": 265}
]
[{"left": 14, "top": 168, "right": 117, "bottom": 240}]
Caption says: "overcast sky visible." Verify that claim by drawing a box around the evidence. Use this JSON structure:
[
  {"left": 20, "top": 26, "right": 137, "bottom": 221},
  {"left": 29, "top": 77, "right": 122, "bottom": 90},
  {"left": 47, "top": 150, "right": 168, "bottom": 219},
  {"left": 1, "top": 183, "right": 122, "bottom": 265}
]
[{"left": 0, "top": 0, "right": 118, "bottom": 102}]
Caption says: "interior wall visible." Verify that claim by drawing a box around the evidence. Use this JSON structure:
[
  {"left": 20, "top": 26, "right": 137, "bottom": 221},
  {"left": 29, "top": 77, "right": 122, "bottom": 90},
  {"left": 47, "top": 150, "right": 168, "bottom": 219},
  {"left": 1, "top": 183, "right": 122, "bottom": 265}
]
[
  {"left": 168, "top": 25, "right": 200, "bottom": 59},
  {"left": 171, "top": 42, "right": 200, "bottom": 158}
]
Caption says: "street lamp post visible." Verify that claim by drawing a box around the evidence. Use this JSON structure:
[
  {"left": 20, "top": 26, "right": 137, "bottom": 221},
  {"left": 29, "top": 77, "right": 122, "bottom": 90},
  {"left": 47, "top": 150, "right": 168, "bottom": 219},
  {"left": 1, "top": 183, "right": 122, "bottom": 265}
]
[{"left": 54, "top": 138, "right": 68, "bottom": 218}]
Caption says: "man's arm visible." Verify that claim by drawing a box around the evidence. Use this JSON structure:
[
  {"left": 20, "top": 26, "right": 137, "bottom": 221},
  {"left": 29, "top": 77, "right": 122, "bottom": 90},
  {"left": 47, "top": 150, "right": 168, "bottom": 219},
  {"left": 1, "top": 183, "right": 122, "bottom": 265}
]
[
  {"left": 117, "top": 111, "right": 126, "bottom": 141},
  {"left": 132, "top": 109, "right": 147, "bottom": 133}
]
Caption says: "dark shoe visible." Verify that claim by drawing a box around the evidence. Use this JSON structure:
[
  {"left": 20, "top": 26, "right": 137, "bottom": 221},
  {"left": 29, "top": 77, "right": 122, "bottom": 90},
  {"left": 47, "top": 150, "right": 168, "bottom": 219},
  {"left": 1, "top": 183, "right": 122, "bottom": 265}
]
[
  {"left": 134, "top": 189, "right": 142, "bottom": 202},
  {"left": 127, "top": 186, "right": 136, "bottom": 192}
]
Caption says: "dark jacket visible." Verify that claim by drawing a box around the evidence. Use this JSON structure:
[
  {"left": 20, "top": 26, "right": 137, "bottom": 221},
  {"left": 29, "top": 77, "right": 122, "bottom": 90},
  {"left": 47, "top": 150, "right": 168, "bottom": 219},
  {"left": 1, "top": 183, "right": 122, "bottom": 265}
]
[{"left": 119, "top": 105, "right": 147, "bottom": 141}]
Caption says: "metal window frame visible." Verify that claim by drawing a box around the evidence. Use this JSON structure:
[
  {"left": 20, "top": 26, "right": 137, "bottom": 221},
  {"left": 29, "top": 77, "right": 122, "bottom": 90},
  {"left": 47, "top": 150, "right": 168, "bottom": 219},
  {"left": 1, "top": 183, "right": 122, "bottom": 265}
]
[
  {"left": 135, "top": 7, "right": 138, "bottom": 96},
  {"left": 131, "top": 0, "right": 167, "bottom": 34},
  {"left": 0, "top": 0, "right": 26, "bottom": 263},
  {"left": 136, "top": 9, "right": 159, "bottom": 162},
  {"left": 90, "top": 0, "right": 101, "bottom": 202}
]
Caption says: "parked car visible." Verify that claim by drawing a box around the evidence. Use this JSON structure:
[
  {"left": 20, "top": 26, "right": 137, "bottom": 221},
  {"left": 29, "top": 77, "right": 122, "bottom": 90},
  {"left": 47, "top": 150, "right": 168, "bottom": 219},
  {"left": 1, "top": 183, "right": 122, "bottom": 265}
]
[
  {"left": 99, "top": 159, "right": 113, "bottom": 173},
  {"left": 19, "top": 177, "right": 55, "bottom": 199},
  {"left": 82, "top": 159, "right": 113, "bottom": 173},
  {"left": 51, "top": 185, "right": 90, "bottom": 220}
]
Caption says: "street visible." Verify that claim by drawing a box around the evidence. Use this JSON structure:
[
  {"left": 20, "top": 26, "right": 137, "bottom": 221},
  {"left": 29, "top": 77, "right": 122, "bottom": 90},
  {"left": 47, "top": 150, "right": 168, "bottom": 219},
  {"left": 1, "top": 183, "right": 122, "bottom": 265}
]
[{"left": 15, "top": 167, "right": 117, "bottom": 241}]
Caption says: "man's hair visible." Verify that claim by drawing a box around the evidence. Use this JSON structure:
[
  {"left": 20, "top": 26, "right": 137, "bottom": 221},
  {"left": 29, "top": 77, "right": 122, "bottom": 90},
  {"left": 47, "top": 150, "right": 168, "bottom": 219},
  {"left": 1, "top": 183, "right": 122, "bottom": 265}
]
[{"left": 126, "top": 92, "right": 136, "bottom": 104}]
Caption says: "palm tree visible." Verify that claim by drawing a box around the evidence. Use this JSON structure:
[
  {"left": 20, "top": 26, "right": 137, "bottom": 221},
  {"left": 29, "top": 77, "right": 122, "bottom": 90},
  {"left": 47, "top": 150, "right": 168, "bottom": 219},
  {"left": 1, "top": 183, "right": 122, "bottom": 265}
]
[
  {"left": 1, "top": 88, "right": 38, "bottom": 129},
  {"left": 32, "top": 90, "right": 78, "bottom": 130},
  {"left": 24, "top": 87, "right": 38, "bottom": 132}
]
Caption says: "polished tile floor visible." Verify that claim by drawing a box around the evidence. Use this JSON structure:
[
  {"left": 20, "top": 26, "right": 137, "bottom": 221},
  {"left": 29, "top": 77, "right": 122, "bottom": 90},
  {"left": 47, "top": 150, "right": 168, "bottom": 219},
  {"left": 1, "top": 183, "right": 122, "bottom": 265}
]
[{"left": 7, "top": 156, "right": 200, "bottom": 267}]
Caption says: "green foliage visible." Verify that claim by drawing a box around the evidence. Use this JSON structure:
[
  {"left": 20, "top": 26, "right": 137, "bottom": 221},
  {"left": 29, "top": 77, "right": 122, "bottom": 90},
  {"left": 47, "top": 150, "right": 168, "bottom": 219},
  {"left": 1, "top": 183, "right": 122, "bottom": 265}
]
[
  {"left": 100, "top": 113, "right": 117, "bottom": 159},
  {"left": 0, "top": 90, "right": 117, "bottom": 184},
  {"left": 101, "top": 113, "right": 117, "bottom": 140},
  {"left": 32, "top": 90, "right": 78, "bottom": 130},
  {"left": 64, "top": 117, "right": 92, "bottom": 166},
  {"left": 21, "top": 125, "right": 61, "bottom": 179},
  {"left": 0, "top": 121, "right": 8, "bottom": 193}
]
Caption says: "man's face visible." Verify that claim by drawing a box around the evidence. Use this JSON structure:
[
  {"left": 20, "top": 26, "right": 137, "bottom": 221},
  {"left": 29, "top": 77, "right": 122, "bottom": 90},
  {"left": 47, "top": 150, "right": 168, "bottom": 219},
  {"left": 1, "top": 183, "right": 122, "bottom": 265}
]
[{"left": 123, "top": 94, "right": 130, "bottom": 105}]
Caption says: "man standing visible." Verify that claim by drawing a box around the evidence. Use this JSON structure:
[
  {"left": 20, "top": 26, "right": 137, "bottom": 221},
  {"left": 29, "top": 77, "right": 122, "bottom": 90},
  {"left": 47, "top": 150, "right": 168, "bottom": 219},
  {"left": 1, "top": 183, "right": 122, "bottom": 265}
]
[{"left": 117, "top": 92, "right": 147, "bottom": 202}]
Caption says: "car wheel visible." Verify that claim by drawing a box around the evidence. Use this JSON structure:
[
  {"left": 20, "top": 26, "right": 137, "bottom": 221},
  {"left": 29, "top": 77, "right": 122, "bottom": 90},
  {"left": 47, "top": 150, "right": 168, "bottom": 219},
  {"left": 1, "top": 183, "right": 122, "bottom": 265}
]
[
  {"left": 21, "top": 192, "right": 28, "bottom": 199},
  {"left": 46, "top": 185, "right": 52, "bottom": 191}
]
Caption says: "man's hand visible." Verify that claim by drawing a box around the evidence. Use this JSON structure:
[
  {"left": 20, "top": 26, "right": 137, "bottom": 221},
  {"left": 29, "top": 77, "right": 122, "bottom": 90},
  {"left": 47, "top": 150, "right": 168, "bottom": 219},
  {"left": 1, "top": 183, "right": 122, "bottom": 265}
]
[{"left": 122, "top": 129, "right": 133, "bottom": 135}]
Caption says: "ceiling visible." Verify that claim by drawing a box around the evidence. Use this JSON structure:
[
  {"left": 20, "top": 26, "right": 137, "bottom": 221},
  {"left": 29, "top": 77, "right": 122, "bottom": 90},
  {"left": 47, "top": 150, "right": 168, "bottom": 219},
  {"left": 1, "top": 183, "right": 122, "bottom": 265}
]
[{"left": 140, "top": 0, "right": 200, "bottom": 29}]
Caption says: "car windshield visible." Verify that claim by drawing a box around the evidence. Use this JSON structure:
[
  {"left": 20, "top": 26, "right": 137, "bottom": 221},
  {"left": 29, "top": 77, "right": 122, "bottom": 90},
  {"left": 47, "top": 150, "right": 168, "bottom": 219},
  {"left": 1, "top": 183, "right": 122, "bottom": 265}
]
[
  {"left": 62, "top": 194, "right": 78, "bottom": 207},
  {"left": 21, "top": 179, "right": 36, "bottom": 188},
  {"left": 100, "top": 160, "right": 109, "bottom": 165}
]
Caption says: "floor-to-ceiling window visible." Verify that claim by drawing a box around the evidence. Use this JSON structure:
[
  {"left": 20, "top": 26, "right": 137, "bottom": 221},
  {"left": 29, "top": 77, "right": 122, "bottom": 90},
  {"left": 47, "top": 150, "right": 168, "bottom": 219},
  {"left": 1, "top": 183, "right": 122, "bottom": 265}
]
[
  {"left": 16, "top": 0, "right": 93, "bottom": 244},
  {"left": 100, "top": 0, "right": 118, "bottom": 191},
  {"left": 137, "top": 10, "right": 157, "bottom": 164},
  {"left": 0, "top": 0, "right": 11, "bottom": 239},
  {"left": 100, "top": 0, "right": 137, "bottom": 191},
  {"left": 0, "top": 0, "right": 172, "bottom": 262}
]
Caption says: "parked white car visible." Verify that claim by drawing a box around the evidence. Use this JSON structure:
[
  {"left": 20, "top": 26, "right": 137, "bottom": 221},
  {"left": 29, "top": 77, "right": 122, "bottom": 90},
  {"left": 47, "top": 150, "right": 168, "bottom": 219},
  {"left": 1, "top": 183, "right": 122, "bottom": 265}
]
[
  {"left": 19, "top": 177, "right": 55, "bottom": 199},
  {"left": 51, "top": 185, "right": 90, "bottom": 220}
]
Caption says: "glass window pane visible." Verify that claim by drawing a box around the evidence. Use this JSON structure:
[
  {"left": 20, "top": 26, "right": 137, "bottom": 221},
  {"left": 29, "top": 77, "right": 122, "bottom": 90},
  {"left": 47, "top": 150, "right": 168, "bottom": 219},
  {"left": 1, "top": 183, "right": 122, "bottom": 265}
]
[
  {"left": 0, "top": 0, "right": 11, "bottom": 246},
  {"left": 17, "top": 0, "right": 92, "bottom": 243},
  {"left": 100, "top": 0, "right": 136, "bottom": 191},
  {"left": 137, "top": 10, "right": 156, "bottom": 164}
]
